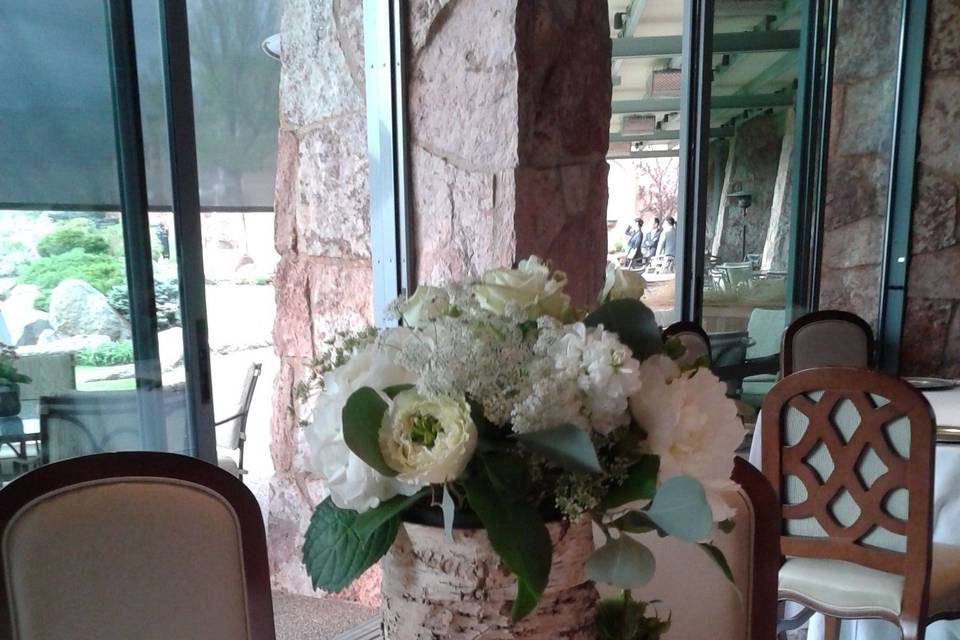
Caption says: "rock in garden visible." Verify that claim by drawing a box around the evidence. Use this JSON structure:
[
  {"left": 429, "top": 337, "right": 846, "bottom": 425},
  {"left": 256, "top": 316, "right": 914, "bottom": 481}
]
[
  {"left": 0, "top": 285, "right": 45, "bottom": 345},
  {"left": 18, "top": 333, "right": 111, "bottom": 356},
  {"left": 49, "top": 279, "right": 131, "bottom": 341},
  {"left": 16, "top": 317, "right": 52, "bottom": 347},
  {"left": 158, "top": 326, "right": 184, "bottom": 371}
]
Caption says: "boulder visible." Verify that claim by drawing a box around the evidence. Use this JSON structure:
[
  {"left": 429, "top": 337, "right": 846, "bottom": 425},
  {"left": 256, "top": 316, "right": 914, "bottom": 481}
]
[
  {"left": 16, "top": 318, "right": 52, "bottom": 347},
  {"left": 0, "top": 285, "right": 45, "bottom": 346},
  {"left": 19, "top": 333, "right": 111, "bottom": 356},
  {"left": 48, "top": 279, "right": 131, "bottom": 340}
]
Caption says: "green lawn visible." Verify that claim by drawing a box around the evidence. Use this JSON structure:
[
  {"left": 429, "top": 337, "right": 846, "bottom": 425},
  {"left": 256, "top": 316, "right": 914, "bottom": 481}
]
[{"left": 75, "top": 366, "right": 136, "bottom": 392}]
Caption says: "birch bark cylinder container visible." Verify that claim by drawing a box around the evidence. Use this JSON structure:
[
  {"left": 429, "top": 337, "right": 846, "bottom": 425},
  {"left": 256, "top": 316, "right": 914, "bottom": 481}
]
[{"left": 381, "top": 518, "right": 598, "bottom": 639}]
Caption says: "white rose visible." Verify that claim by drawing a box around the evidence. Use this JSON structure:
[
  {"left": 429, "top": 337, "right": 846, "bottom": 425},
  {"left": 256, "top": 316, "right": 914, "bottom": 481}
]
[
  {"left": 398, "top": 286, "right": 450, "bottom": 328},
  {"left": 304, "top": 329, "right": 422, "bottom": 512},
  {"left": 379, "top": 390, "right": 477, "bottom": 485},
  {"left": 600, "top": 262, "right": 646, "bottom": 302},
  {"left": 628, "top": 355, "right": 743, "bottom": 522},
  {"left": 473, "top": 256, "right": 571, "bottom": 320}
]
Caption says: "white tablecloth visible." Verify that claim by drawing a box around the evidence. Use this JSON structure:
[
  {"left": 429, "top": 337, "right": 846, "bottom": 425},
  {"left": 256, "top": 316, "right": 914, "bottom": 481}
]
[{"left": 748, "top": 386, "right": 960, "bottom": 640}]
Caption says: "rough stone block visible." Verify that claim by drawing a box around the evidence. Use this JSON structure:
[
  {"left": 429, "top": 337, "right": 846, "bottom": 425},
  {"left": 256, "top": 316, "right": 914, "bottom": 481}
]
[
  {"left": 907, "top": 246, "right": 960, "bottom": 300},
  {"left": 821, "top": 216, "right": 885, "bottom": 270},
  {"left": 408, "top": 0, "right": 456, "bottom": 54},
  {"left": 824, "top": 155, "right": 890, "bottom": 229},
  {"left": 273, "top": 256, "right": 314, "bottom": 359},
  {"left": 818, "top": 265, "right": 882, "bottom": 329},
  {"left": 308, "top": 257, "right": 374, "bottom": 347},
  {"left": 836, "top": 76, "right": 897, "bottom": 156},
  {"left": 918, "top": 76, "right": 960, "bottom": 177},
  {"left": 516, "top": 1, "right": 612, "bottom": 165},
  {"left": 944, "top": 302, "right": 960, "bottom": 378},
  {"left": 833, "top": 0, "right": 902, "bottom": 83},
  {"left": 280, "top": 0, "right": 364, "bottom": 129},
  {"left": 295, "top": 117, "right": 371, "bottom": 259},
  {"left": 900, "top": 297, "right": 954, "bottom": 375},
  {"left": 274, "top": 129, "right": 300, "bottom": 254},
  {"left": 926, "top": 0, "right": 960, "bottom": 73},
  {"left": 408, "top": 0, "right": 519, "bottom": 172},
  {"left": 911, "top": 166, "right": 959, "bottom": 255}
]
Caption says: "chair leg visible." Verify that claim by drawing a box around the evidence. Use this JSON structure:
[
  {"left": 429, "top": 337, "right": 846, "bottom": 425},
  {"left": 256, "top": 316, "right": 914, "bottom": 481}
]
[{"left": 823, "top": 616, "right": 841, "bottom": 640}]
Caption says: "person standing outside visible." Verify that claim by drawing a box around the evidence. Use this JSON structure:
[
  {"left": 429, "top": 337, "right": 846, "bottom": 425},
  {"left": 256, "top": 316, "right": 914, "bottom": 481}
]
[
  {"left": 641, "top": 217, "right": 661, "bottom": 261},
  {"left": 657, "top": 217, "right": 677, "bottom": 258}
]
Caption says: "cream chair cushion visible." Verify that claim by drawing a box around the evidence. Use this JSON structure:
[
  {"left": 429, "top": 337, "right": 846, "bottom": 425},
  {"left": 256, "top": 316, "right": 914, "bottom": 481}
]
[
  {"left": 780, "top": 543, "right": 960, "bottom": 620},
  {"left": 3, "top": 478, "right": 253, "bottom": 640},
  {"left": 790, "top": 320, "right": 869, "bottom": 372},
  {"left": 623, "top": 487, "right": 755, "bottom": 639}
]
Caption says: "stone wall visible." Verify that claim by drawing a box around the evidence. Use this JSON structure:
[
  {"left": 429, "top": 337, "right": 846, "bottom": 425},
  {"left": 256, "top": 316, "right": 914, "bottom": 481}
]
[
  {"left": 408, "top": 0, "right": 611, "bottom": 305},
  {"left": 818, "top": 0, "right": 903, "bottom": 328},
  {"left": 269, "top": 0, "right": 379, "bottom": 604},
  {"left": 900, "top": 0, "right": 960, "bottom": 376}
]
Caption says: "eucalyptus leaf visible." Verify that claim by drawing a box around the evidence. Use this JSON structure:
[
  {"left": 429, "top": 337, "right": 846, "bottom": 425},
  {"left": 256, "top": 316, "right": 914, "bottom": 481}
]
[
  {"left": 441, "top": 485, "right": 455, "bottom": 541},
  {"left": 341, "top": 386, "right": 396, "bottom": 477},
  {"left": 517, "top": 424, "right": 602, "bottom": 474},
  {"left": 700, "top": 543, "right": 743, "bottom": 604},
  {"left": 601, "top": 455, "right": 659, "bottom": 509},
  {"left": 382, "top": 384, "right": 414, "bottom": 399},
  {"left": 302, "top": 498, "right": 400, "bottom": 593},
  {"left": 585, "top": 298, "right": 663, "bottom": 361},
  {"left": 610, "top": 510, "right": 659, "bottom": 534},
  {"left": 646, "top": 476, "right": 712, "bottom": 543},
  {"left": 463, "top": 469, "right": 552, "bottom": 622},
  {"left": 586, "top": 536, "right": 655, "bottom": 589}
]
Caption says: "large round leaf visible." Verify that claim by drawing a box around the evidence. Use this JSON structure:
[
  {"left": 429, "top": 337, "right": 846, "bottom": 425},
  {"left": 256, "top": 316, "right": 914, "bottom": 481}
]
[
  {"left": 646, "top": 475, "right": 713, "bottom": 543},
  {"left": 586, "top": 536, "right": 656, "bottom": 589},
  {"left": 584, "top": 298, "right": 663, "bottom": 361}
]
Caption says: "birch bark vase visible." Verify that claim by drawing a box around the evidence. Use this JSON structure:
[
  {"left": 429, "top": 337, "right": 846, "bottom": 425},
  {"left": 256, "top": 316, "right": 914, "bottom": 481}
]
[{"left": 381, "top": 518, "right": 598, "bottom": 639}]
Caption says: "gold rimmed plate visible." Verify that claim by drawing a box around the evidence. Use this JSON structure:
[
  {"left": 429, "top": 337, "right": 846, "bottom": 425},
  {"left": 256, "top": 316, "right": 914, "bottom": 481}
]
[
  {"left": 905, "top": 377, "right": 958, "bottom": 391},
  {"left": 938, "top": 426, "right": 960, "bottom": 444}
]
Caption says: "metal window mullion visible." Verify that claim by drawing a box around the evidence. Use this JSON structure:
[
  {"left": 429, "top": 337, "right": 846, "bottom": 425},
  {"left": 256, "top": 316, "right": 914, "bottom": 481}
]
[
  {"left": 877, "top": 0, "right": 929, "bottom": 373},
  {"left": 158, "top": 0, "right": 216, "bottom": 461},
  {"left": 675, "top": 0, "right": 714, "bottom": 324},
  {"left": 104, "top": 0, "right": 164, "bottom": 449}
]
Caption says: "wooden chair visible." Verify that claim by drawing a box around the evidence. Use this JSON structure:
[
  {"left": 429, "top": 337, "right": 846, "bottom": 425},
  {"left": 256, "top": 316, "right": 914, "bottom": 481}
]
[
  {"left": 0, "top": 452, "right": 275, "bottom": 640},
  {"left": 762, "top": 367, "right": 960, "bottom": 639},
  {"left": 663, "top": 321, "right": 711, "bottom": 369},
  {"left": 629, "top": 458, "right": 780, "bottom": 639},
  {"left": 781, "top": 310, "right": 874, "bottom": 376},
  {"left": 216, "top": 362, "right": 262, "bottom": 480}
]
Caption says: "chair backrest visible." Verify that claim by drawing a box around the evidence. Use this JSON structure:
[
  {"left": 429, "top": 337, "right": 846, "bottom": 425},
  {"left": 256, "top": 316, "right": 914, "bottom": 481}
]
[
  {"left": 781, "top": 310, "right": 874, "bottom": 375},
  {"left": 745, "top": 308, "right": 786, "bottom": 360},
  {"left": 217, "top": 363, "right": 261, "bottom": 451},
  {"left": 761, "top": 368, "right": 934, "bottom": 623},
  {"left": 722, "top": 262, "right": 754, "bottom": 290},
  {"left": 0, "top": 452, "right": 275, "bottom": 640},
  {"left": 663, "top": 321, "right": 711, "bottom": 369},
  {"left": 40, "top": 386, "right": 189, "bottom": 463},
  {"left": 630, "top": 458, "right": 779, "bottom": 639},
  {"left": 15, "top": 354, "right": 76, "bottom": 402}
]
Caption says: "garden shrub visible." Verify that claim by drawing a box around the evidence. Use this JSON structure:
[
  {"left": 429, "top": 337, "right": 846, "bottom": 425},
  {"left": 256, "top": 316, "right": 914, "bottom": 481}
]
[
  {"left": 106, "top": 277, "right": 181, "bottom": 330},
  {"left": 18, "top": 249, "right": 125, "bottom": 311},
  {"left": 36, "top": 219, "right": 110, "bottom": 257},
  {"left": 75, "top": 340, "right": 134, "bottom": 367}
]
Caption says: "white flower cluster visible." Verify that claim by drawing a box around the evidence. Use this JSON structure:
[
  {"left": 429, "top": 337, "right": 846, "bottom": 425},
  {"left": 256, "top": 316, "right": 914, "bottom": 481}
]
[{"left": 303, "top": 256, "right": 742, "bottom": 523}]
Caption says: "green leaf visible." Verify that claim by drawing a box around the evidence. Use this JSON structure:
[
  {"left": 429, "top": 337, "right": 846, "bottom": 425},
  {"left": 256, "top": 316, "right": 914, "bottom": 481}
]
[
  {"left": 477, "top": 451, "right": 530, "bottom": 496},
  {"left": 601, "top": 455, "right": 660, "bottom": 509},
  {"left": 699, "top": 543, "right": 743, "bottom": 604},
  {"left": 585, "top": 298, "right": 664, "bottom": 361},
  {"left": 302, "top": 498, "right": 400, "bottom": 593},
  {"left": 610, "top": 510, "right": 658, "bottom": 534},
  {"left": 586, "top": 536, "right": 655, "bottom": 589},
  {"left": 441, "top": 485, "right": 455, "bottom": 541},
  {"left": 646, "top": 476, "right": 713, "bottom": 543},
  {"left": 517, "top": 424, "right": 602, "bottom": 473},
  {"left": 342, "top": 386, "right": 396, "bottom": 476},
  {"left": 382, "top": 384, "right": 414, "bottom": 399},
  {"left": 353, "top": 491, "right": 427, "bottom": 540},
  {"left": 463, "top": 469, "right": 552, "bottom": 622}
]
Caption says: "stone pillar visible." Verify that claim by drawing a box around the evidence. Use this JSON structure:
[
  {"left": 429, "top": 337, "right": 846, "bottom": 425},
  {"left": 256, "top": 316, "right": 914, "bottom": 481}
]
[
  {"left": 407, "top": 0, "right": 612, "bottom": 305},
  {"left": 761, "top": 110, "right": 795, "bottom": 272},
  {"left": 269, "top": 0, "right": 379, "bottom": 604}
]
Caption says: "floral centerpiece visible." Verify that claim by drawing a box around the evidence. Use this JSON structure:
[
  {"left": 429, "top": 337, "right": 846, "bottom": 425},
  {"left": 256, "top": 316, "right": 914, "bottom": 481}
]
[{"left": 300, "top": 257, "right": 744, "bottom": 638}]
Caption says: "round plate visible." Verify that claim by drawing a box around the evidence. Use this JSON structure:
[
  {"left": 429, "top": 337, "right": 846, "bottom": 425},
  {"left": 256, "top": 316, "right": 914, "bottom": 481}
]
[{"left": 905, "top": 377, "right": 958, "bottom": 391}]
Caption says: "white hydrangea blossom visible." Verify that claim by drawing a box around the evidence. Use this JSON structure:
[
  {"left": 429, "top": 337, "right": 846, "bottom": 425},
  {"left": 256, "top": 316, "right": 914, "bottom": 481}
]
[{"left": 511, "top": 319, "right": 641, "bottom": 435}]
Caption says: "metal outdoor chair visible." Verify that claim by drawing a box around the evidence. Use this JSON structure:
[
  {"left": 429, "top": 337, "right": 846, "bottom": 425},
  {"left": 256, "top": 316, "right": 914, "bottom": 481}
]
[
  {"left": 762, "top": 368, "right": 960, "bottom": 639},
  {"left": 216, "top": 362, "right": 261, "bottom": 480}
]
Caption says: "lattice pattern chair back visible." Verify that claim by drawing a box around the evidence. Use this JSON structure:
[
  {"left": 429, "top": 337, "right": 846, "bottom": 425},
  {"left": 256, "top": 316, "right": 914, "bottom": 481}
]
[{"left": 761, "top": 367, "right": 935, "bottom": 623}]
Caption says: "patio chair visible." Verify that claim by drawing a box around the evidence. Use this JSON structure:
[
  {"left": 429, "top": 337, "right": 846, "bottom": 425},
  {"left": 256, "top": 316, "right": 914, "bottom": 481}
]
[
  {"left": 216, "top": 362, "right": 261, "bottom": 480},
  {"left": 0, "top": 452, "right": 276, "bottom": 640},
  {"left": 781, "top": 309, "right": 874, "bottom": 376},
  {"left": 719, "top": 261, "right": 754, "bottom": 293},
  {"left": 713, "top": 308, "right": 784, "bottom": 403},
  {"left": 761, "top": 368, "right": 960, "bottom": 640},
  {"left": 630, "top": 458, "right": 780, "bottom": 639},
  {"left": 663, "top": 321, "right": 711, "bottom": 369}
]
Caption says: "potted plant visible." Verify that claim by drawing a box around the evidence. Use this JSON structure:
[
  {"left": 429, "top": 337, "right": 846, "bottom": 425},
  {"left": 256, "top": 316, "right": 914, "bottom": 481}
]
[
  {"left": 299, "top": 258, "right": 744, "bottom": 639},
  {"left": 0, "top": 344, "right": 31, "bottom": 417}
]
